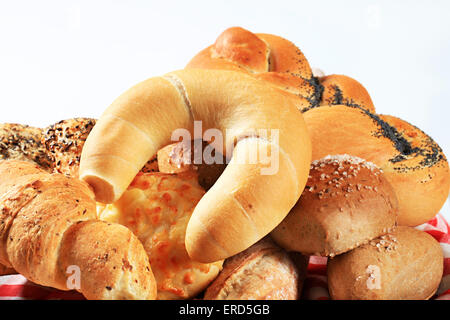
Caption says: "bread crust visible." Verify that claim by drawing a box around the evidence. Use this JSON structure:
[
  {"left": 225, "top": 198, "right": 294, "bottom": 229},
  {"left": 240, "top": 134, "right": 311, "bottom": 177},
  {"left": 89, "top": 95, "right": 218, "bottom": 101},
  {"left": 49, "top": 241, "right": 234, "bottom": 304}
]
[
  {"left": 204, "top": 238, "right": 308, "bottom": 300},
  {"left": 271, "top": 155, "right": 398, "bottom": 256},
  {"left": 327, "top": 226, "right": 444, "bottom": 300},
  {"left": 303, "top": 105, "right": 450, "bottom": 226}
]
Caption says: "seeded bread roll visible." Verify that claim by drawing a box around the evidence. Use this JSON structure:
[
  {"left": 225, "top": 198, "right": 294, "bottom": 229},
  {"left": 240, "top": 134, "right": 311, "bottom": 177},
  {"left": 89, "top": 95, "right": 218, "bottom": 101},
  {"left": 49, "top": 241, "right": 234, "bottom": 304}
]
[
  {"left": 204, "top": 237, "right": 308, "bottom": 300},
  {"left": 43, "top": 118, "right": 158, "bottom": 178},
  {"left": 327, "top": 226, "right": 444, "bottom": 300},
  {"left": 303, "top": 105, "right": 450, "bottom": 226},
  {"left": 271, "top": 155, "right": 398, "bottom": 257},
  {"left": 0, "top": 123, "right": 53, "bottom": 172}
]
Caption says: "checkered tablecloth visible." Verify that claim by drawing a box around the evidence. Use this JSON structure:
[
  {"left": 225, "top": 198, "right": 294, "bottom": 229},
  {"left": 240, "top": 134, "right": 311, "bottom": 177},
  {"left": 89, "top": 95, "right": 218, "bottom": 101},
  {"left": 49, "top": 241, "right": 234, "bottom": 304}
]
[{"left": 1, "top": 213, "right": 449, "bottom": 300}]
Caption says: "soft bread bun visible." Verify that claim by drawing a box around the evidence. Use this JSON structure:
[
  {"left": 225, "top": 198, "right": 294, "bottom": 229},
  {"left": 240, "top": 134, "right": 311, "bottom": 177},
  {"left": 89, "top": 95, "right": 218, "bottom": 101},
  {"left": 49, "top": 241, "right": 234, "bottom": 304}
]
[
  {"left": 271, "top": 155, "right": 398, "bottom": 257},
  {"left": 186, "top": 26, "right": 322, "bottom": 110},
  {"left": 204, "top": 237, "right": 308, "bottom": 300},
  {"left": 303, "top": 105, "right": 450, "bottom": 226},
  {"left": 319, "top": 74, "right": 375, "bottom": 113},
  {"left": 98, "top": 171, "right": 223, "bottom": 299},
  {"left": 79, "top": 68, "right": 312, "bottom": 263},
  {"left": 327, "top": 226, "right": 444, "bottom": 300},
  {"left": 186, "top": 27, "right": 375, "bottom": 113}
]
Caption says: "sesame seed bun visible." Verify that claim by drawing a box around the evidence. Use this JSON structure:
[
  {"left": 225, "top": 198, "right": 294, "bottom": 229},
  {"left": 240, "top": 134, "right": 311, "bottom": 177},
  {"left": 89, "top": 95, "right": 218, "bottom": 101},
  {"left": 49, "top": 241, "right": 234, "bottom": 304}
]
[
  {"left": 271, "top": 154, "right": 398, "bottom": 257},
  {"left": 327, "top": 226, "right": 444, "bottom": 300}
]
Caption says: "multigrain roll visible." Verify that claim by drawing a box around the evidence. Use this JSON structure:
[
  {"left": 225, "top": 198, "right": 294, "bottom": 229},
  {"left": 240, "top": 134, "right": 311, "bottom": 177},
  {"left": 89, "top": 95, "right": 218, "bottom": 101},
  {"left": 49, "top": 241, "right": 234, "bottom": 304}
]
[
  {"left": 327, "top": 226, "right": 444, "bottom": 300},
  {"left": 271, "top": 155, "right": 398, "bottom": 257},
  {"left": 303, "top": 105, "right": 450, "bottom": 226},
  {"left": 204, "top": 237, "right": 308, "bottom": 300},
  {"left": 42, "top": 118, "right": 158, "bottom": 177},
  {"left": 0, "top": 123, "right": 53, "bottom": 172}
]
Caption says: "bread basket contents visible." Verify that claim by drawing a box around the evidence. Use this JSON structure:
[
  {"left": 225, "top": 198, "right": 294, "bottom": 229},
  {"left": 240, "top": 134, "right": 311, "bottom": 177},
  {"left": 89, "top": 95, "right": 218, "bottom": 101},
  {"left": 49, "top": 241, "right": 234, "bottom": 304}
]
[
  {"left": 98, "top": 171, "right": 223, "bottom": 300},
  {"left": 271, "top": 155, "right": 398, "bottom": 257},
  {"left": 327, "top": 226, "right": 444, "bottom": 300},
  {"left": 0, "top": 25, "right": 448, "bottom": 301},
  {"left": 0, "top": 160, "right": 157, "bottom": 300},
  {"left": 79, "top": 68, "right": 312, "bottom": 263},
  {"left": 204, "top": 237, "right": 308, "bottom": 300}
]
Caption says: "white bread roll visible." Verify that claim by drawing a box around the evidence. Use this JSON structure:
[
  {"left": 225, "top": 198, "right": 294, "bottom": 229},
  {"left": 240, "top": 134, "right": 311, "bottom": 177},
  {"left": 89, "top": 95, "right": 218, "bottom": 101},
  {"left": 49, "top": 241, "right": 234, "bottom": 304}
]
[{"left": 79, "top": 69, "right": 312, "bottom": 263}]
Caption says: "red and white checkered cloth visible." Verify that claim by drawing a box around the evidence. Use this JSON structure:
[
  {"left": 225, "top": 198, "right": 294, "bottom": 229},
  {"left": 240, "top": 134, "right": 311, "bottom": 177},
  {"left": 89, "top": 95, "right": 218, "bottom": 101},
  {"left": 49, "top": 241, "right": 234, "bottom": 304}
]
[{"left": 1, "top": 213, "right": 449, "bottom": 300}]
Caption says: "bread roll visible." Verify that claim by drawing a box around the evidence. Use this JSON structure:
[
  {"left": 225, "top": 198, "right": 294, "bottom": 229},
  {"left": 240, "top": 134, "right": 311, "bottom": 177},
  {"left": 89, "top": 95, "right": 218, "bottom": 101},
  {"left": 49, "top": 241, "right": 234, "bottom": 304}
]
[
  {"left": 186, "top": 26, "right": 321, "bottom": 110},
  {"left": 80, "top": 69, "right": 312, "bottom": 263},
  {"left": 98, "top": 171, "right": 223, "bottom": 300},
  {"left": 303, "top": 105, "right": 450, "bottom": 226},
  {"left": 187, "top": 27, "right": 375, "bottom": 114},
  {"left": 327, "top": 226, "right": 444, "bottom": 300},
  {"left": 271, "top": 155, "right": 398, "bottom": 257},
  {"left": 204, "top": 237, "right": 308, "bottom": 300},
  {"left": 43, "top": 118, "right": 158, "bottom": 178},
  {"left": 0, "top": 123, "right": 53, "bottom": 172}
]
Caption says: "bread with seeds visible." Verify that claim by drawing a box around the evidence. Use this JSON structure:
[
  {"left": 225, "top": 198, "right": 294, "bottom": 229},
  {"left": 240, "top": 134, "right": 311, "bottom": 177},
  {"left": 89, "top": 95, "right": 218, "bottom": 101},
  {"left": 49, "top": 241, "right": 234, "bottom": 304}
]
[
  {"left": 327, "top": 226, "right": 444, "bottom": 300},
  {"left": 0, "top": 123, "right": 53, "bottom": 172},
  {"left": 42, "top": 118, "right": 158, "bottom": 178},
  {"left": 271, "top": 154, "right": 398, "bottom": 257}
]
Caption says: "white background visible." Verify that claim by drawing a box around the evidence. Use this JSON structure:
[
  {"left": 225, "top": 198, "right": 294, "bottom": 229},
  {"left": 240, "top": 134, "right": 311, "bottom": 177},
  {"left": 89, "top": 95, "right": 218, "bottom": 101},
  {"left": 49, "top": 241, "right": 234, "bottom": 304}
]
[{"left": 0, "top": 0, "right": 449, "bottom": 219}]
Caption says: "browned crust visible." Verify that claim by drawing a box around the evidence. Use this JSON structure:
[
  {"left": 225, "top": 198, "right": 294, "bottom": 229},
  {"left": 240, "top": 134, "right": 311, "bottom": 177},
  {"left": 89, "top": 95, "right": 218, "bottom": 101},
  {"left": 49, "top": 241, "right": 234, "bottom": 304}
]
[
  {"left": 0, "top": 123, "right": 53, "bottom": 172},
  {"left": 204, "top": 238, "right": 308, "bottom": 300},
  {"left": 271, "top": 155, "right": 398, "bottom": 256},
  {"left": 327, "top": 226, "right": 444, "bottom": 300}
]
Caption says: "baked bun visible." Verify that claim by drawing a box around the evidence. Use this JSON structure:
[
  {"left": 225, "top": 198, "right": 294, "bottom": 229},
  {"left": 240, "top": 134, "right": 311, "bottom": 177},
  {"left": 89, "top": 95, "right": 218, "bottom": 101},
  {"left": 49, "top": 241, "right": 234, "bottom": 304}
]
[
  {"left": 303, "top": 105, "right": 450, "bottom": 226},
  {"left": 186, "top": 26, "right": 322, "bottom": 110},
  {"left": 271, "top": 155, "right": 398, "bottom": 257},
  {"left": 204, "top": 237, "right": 308, "bottom": 300},
  {"left": 98, "top": 171, "right": 223, "bottom": 299},
  {"left": 0, "top": 123, "right": 53, "bottom": 172},
  {"left": 327, "top": 226, "right": 444, "bottom": 300},
  {"left": 187, "top": 27, "right": 375, "bottom": 114},
  {"left": 43, "top": 118, "right": 158, "bottom": 177}
]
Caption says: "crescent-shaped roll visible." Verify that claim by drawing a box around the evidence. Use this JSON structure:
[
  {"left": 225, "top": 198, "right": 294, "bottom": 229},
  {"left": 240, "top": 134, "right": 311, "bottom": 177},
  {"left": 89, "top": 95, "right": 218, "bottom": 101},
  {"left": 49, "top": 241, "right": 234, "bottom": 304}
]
[
  {"left": 303, "top": 105, "right": 450, "bottom": 226},
  {"left": 79, "top": 69, "right": 312, "bottom": 263}
]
